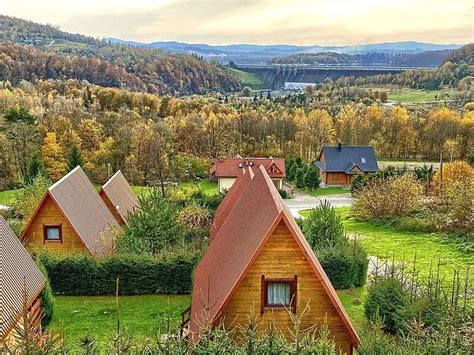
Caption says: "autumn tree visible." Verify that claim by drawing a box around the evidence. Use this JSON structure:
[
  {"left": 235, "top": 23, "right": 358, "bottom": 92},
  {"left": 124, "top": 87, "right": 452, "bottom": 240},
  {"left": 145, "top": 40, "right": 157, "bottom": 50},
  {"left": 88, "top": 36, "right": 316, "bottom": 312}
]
[{"left": 42, "top": 132, "right": 66, "bottom": 181}]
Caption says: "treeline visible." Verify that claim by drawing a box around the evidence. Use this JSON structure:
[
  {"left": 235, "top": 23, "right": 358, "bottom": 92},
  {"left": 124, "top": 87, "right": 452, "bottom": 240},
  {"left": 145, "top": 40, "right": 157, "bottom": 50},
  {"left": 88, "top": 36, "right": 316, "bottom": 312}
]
[
  {"left": 1, "top": 80, "right": 472, "bottom": 190},
  {"left": 0, "top": 16, "right": 241, "bottom": 95},
  {"left": 270, "top": 50, "right": 451, "bottom": 67}
]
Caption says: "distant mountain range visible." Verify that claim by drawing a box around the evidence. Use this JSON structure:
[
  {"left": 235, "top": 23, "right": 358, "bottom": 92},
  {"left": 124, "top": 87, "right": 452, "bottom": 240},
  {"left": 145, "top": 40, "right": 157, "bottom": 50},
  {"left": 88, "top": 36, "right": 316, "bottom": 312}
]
[{"left": 106, "top": 39, "right": 461, "bottom": 64}]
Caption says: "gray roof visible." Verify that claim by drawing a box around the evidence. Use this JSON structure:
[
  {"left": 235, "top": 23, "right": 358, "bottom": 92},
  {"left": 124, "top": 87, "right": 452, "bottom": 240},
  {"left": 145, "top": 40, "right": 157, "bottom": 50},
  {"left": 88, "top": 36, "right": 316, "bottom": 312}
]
[
  {"left": 315, "top": 146, "right": 378, "bottom": 173},
  {"left": 100, "top": 171, "right": 139, "bottom": 224},
  {"left": 0, "top": 216, "right": 45, "bottom": 337}
]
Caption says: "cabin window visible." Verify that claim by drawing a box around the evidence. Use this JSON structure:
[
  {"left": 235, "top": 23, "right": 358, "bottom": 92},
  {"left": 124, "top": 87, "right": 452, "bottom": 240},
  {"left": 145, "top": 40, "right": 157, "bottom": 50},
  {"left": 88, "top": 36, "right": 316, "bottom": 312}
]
[
  {"left": 261, "top": 275, "right": 297, "bottom": 314},
  {"left": 44, "top": 224, "right": 62, "bottom": 242}
]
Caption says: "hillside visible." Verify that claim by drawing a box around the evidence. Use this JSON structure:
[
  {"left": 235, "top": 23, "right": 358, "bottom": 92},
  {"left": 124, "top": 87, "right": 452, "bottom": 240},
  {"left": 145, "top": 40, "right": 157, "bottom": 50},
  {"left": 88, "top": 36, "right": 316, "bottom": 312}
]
[{"left": 0, "top": 15, "right": 240, "bottom": 94}]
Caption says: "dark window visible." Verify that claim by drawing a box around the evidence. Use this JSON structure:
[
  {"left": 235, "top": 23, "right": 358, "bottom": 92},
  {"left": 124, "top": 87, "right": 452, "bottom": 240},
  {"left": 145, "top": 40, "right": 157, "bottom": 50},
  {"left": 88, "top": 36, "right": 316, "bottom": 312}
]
[
  {"left": 44, "top": 224, "right": 62, "bottom": 242},
  {"left": 261, "top": 275, "right": 297, "bottom": 314}
]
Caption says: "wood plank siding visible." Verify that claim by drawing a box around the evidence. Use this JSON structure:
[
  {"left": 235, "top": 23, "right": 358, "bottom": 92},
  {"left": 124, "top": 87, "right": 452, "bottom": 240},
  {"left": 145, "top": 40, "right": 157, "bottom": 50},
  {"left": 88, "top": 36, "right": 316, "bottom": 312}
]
[
  {"left": 22, "top": 195, "right": 87, "bottom": 254},
  {"left": 219, "top": 221, "right": 353, "bottom": 354}
]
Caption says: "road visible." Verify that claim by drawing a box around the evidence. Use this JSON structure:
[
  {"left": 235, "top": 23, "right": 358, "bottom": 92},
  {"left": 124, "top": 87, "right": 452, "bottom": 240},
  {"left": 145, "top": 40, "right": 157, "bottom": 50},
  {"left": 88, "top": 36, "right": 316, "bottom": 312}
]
[{"left": 283, "top": 194, "right": 353, "bottom": 218}]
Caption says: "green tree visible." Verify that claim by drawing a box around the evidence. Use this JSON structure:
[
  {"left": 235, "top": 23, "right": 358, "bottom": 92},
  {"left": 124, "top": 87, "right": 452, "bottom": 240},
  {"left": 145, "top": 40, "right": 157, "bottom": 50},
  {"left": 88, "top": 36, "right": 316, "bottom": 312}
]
[
  {"left": 67, "top": 145, "right": 83, "bottom": 172},
  {"left": 287, "top": 161, "right": 299, "bottom": 181},
  {"left": 295, "top": 167, "right": 306, "bottom": 188},
  {"left": 304, "top": 166, "right": 320, "bottom": 189},
  {"left": 15, "top": 174, "right": 51, "bottom": 222},
  {"left": 241, "top": 86, "right": 252, "bottom": 97},
  {"left": 118, "top": 189, "right": 184, "bottom": 255},
  {"left": 25, "top": 154, "right": 45, "bottom": 183},
  {"left": 302, "top": 200, "right": 345, "bottom": 250}
]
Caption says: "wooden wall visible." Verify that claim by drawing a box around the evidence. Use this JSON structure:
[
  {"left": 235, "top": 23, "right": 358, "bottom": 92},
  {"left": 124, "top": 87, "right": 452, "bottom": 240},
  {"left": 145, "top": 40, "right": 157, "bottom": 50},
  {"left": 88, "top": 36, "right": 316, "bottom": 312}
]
[
  {"left": 324, "top": 172, "right": 352, "bottom": 185},
  {"left": 99, "top": 190, "right": 124, "bottom": 225},
  {"left": 22, "top": 194, "right": 87, "bottom": 254},
  {"left": 218, "top": 221, "right": 354, "bottom": 354}
]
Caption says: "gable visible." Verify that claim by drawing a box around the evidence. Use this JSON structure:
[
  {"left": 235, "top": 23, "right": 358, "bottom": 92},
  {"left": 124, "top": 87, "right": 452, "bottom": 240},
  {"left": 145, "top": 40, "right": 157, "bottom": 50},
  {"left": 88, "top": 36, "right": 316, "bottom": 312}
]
[
  {"left": 266, "top": 161, "right": 282, "bottom": 175},
  {"left": 21, "top": 194, "right": 87, "bottom": 253},
  {"left": 219, "top": 220, "right": 354, "bottom": 353},
  {"left": 100, "top": 171, "right": 138, "bottom": 224},
  {"left": 350, "top": 166, "right": 361, "bottom": 174}
]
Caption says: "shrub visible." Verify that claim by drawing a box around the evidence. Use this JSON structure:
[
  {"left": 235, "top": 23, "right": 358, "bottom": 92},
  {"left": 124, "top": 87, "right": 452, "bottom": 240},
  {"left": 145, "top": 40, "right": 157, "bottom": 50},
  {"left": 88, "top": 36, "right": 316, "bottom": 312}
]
[
  {"left": 317, "top": 240, "right": 368, "bottom": 289},
  {"left": 287, "top": 161, "right": 299, "bottom": 181},
  {"left": 295, "top": 167, "right": 306, "bottom": 188},
  {"left": 353, "top": 174, "right": 423, "bottom": 219},
  {"left": 14, "top": 174, "right": 51, "bottom": 221},
  {"left": 36, "top": 259, "right": 54, "bottom": 327},
  {"left": 37, "top": 252, "right": 197, "bottom": 295},
  {"left": 302, "top": 201, "right": 345, "bottom": 250},
  {"left": 118, "top": 189, "right": 184, "bottom": 255},
  {"left": 350, "top": 173, "right": 365, "bottom": 195},
  {"left": 278, "top": 189, "right": 288, "bottom": 199},
  {"left": 364, "top": 278, "right": 412, "bottom": 334}
]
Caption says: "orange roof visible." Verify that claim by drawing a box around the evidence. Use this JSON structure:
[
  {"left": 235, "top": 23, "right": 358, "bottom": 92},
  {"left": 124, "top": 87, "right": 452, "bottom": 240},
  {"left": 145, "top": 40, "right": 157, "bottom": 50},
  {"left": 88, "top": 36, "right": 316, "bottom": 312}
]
[
  {"left": 21, "top": 166, "right": 119, "bottom": 255},
  {"left": 190, "top": 165, "right": 359, "bottom": 346},
  {"left": 211, "top": 157, "right": 286, "bottom": 178},
  {"left": 0, "top": 216, "right": 45, "bottom": 337},
  {"left": 100, "top": 171, "right": 139, "bottom": 224}
]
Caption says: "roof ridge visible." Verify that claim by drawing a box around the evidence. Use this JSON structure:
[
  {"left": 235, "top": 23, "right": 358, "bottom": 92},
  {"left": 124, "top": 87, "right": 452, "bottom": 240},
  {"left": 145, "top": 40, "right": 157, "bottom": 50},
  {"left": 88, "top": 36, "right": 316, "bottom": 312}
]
[
  {"left": 102, "top": 170, "right": 122, "bottom": 189},
  {"left": 48, "top": 165, "right": 82, "bottom": 191}
]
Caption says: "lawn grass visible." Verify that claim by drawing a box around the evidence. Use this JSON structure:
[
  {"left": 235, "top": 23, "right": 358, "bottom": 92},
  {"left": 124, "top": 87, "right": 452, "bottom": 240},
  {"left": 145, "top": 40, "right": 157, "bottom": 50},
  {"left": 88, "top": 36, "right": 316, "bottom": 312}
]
[
  {"left": 0, "top": 189, "right": 19, "bottom": 206},
  {"left": 228, "top": 68, "right": 268, "bottom": 90},
  {"left": 48, "top": 295, "right": 190, "bottom": 348},
  {"left": 336, "top": 287, "right": 367, "bottom": 331},
  {"left": 179, "top": 180, "right": 218, "bottom": 195},
  {"left": 301, "top": 187, "right": 349, "bottom": 197},
  {"left": 388, "top": 89, "right": 456, "bottom": 103}
]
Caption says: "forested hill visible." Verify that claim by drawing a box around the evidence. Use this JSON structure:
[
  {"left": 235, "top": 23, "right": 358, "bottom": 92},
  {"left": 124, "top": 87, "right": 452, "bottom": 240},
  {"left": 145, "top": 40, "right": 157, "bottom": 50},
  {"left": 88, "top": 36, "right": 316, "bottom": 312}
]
[
  {"left": 444, "top": 43, "right": 473, "bottom": 65},
  {"left": 270, "top": 50, "right": 452, "bottom": 67},
  {"left": 0, "top": 15, "right": 240, "bottom": 94}
]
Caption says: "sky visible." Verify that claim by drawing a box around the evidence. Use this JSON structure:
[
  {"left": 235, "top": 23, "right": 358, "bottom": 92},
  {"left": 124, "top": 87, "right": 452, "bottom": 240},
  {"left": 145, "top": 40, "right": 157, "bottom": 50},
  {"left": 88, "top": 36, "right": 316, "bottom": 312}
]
[{"left": 1, "top": 0, "right": 472, "bottom": 45}]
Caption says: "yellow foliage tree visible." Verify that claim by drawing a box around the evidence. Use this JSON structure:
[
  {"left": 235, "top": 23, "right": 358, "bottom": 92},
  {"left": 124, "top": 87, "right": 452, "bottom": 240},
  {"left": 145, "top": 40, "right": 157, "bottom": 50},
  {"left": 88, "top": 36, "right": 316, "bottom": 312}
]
[{"left": 42, "top": 132, "right": 66, "bottom": 181}]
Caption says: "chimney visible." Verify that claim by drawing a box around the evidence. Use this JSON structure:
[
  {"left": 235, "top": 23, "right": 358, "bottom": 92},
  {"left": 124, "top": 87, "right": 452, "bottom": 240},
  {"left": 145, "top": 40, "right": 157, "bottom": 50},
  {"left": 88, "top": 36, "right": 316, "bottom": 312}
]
[{"left": 337, "top": 141, "right": 342, "bottom": 151}]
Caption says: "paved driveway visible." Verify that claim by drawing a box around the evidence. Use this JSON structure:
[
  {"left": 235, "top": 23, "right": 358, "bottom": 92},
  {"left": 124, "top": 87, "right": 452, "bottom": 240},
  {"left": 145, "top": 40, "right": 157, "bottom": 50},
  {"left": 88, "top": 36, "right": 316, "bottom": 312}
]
[{"left": 283, "top": 193, "right": 353, "bottom": 218}]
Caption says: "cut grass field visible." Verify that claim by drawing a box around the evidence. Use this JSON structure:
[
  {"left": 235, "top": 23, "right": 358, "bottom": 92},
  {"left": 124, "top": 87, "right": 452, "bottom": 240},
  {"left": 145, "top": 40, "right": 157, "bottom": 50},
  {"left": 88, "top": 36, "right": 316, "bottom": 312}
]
[
  {"left": 388, "top": 89, "right": 457, "bottom": 103},
  {"left": 228, "top": 68, "right": 268, "bottom": 90},
  {"left": 301, "top": 186, "right": 349, "bottom": 197},
  {"left": 48, "top": 295, "right": 190, "bottom": 347}
]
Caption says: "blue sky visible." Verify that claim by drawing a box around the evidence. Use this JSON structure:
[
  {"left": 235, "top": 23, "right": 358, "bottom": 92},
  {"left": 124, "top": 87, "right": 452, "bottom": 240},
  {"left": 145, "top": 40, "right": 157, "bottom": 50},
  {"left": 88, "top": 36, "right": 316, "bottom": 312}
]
[{"left": 2, "top": 0, "right": 472, "bottom": 45}]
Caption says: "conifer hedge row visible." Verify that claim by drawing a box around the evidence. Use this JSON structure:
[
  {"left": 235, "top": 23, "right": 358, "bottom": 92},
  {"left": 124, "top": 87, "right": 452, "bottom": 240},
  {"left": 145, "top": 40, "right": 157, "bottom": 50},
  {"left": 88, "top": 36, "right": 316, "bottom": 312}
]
[{"left": 38, "top": 253, "right": 196, "bottom": 295}]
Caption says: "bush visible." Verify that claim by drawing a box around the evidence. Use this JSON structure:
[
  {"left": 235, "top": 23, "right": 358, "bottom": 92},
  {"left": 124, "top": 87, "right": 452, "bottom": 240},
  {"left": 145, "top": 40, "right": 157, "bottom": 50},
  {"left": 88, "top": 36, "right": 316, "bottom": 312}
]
[
  {"left": 317, "top": 240, "right": 368, "bottom": 289},
  {"left": 287, "top": 161, "right": 299, "bottom": 181},
  {"left": 36, "top": 259, "right": 54, "bottom": 327},
  {"left": 364, "top": 278, "right": 413, "bottom": 334},
  {"left": 302, "top": 201, "right": 345, "bottom": 250},
  {"left": 278, "top": 189, "right": 288, "bottom": 199},
  {"left": 304, "top": 166, "right": 320, "bottom": 189},
  {"left": 353, "top": 174, "right": 423, "bottom": 219},
  {"left": 38, "top": 252, "right": 196, "bottom": 295},
  {"left": 295, "top": 167, "right": 306, "bottom": 188}
]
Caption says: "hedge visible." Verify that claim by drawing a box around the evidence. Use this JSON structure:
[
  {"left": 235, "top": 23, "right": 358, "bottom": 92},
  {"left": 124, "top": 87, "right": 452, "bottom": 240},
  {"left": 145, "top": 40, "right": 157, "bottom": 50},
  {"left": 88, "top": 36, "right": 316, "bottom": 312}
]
[
  {"left": 317, "top": 240, "right": 368, "bottom": 289},
  {"left": 38, "top": 253, "right": 196, "bottom": 295}
]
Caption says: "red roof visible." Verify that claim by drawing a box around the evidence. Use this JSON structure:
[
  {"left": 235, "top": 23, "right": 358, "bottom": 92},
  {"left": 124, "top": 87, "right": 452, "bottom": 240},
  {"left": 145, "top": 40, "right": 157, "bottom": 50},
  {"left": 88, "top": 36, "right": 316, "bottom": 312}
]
[
  {"left": 190, "top": 165, "right": 359, "bottom": 346},
  {"left": 209, "top": 168, "right": 254, "bottom": 241},
  {"left": 211, "top": 157, "right": 286, "bottom": 178}
]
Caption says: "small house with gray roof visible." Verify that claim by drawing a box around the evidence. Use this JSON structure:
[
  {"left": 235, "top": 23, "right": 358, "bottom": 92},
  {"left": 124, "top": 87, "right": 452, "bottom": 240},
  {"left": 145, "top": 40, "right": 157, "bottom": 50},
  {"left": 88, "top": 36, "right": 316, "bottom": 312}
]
[{"left": 314, "top": 143, "right": 378, "bottom": 185}]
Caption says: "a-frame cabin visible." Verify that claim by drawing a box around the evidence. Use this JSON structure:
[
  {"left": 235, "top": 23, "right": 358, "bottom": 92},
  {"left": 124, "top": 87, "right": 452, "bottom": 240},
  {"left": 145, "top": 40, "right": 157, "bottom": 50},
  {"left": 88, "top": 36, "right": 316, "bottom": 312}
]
[
  {"left": 99, "top": 170, "right": 139, "bottom": 225},
  {"left": 20, "top": 166, "right": 118, "bottom": 256},
  {"left": 0, "top": 216, "right": 45, "bottom": 345},
  {"left": 190, "top": 165, "right": 359, "bottom": 353}
]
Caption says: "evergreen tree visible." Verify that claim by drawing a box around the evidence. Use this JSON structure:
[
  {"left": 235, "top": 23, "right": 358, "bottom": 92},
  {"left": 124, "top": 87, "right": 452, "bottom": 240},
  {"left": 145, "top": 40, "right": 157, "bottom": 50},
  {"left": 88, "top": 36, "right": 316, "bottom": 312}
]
[
  {"left": 25, "top": 154, "right": 45, "bottom": 183},
  {"left": 67, "top": 145, "right": 83, "bottom": 172},
  {"left": 304, "top": 166, "right": 320, "bottom": 189},
  {"left": 266, "top": 91, "right": 271, "bottom": 100},
  {"left": 287, "top": 161, "right": 299, "bottom": 181},
  {"left": 295, "top": 167, "right": 306, "bottom": 188}
]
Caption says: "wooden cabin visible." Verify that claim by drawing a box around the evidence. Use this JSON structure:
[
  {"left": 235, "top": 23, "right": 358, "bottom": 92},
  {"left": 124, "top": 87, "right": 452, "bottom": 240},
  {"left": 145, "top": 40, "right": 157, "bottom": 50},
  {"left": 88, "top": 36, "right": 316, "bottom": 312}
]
[
  {"left": 210, "top": 156, "right": 286, "bottom": 192},
  {"left": 189, "top": 166, "right": 359, "bottom": 353},
  {"left": 20, "top": 166, "right": 119, "bottom": 256},
  {"left": 99, "top": 171, "right": 139, "bottom": 225},
  {"left": 315, "top": 143, "right": 378, "bottom": 185},
  {"left": 0, "top": 216, "right": 45, "bottom": 345}
]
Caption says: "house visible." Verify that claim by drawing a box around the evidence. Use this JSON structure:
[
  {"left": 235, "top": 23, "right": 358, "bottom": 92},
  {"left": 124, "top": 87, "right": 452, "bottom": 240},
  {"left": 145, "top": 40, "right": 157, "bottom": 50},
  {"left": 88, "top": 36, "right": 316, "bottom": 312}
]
[
  {"left": 0, "top": 216, "right": 45, "bottom": 345},
  {"left": 210, "top": 156, "right": 286, "bottom": 192},
  {"left": 99, "top": 171, "right": 139, "bottom": 225},
  {"left": 20, "top": 166, "right": 119, "bottom": 256},
  {"left": 315, "top": 143, "right": 378, "bottom": 185},
  {"left": 189, "top": 165, "right": 359, "bottom": 353}
]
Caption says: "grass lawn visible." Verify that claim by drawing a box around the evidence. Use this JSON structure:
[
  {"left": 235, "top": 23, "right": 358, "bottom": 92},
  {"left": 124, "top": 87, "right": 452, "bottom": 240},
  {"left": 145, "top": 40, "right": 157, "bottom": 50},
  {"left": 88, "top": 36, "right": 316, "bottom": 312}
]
[
  {"left": 0, "top": 189, "right": 19, "bottom": 206},
  {"left": 336, "top": 287, "right": 367, "bottom": 331},
  {"left": 301, "top": 187, "right": 349, "bottom": 197},
  {"left": 388, "top": 89, "right": 456, "bottom": 103},
  {"left": 179, "top": 180, "right": 218, "bottom": 195},
  {"left": 228, "top": 68, "right": 268, "bottom": 90},
  {"left": 48, "top": 295, "right": 190, "bottom": 347}
]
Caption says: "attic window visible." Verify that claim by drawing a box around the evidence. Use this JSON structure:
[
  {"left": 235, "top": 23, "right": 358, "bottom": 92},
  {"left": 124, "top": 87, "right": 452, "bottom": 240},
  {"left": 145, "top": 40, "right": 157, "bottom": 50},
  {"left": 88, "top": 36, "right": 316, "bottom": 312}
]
[
  {"left": 261, "top": 275, "right": 297, "bottom": 314},
  {"left": 43, "top": 224, "right": 62, "bottom": 243},
  {"left": 361, "top": 158, "right": 366, "bottom": 164}
]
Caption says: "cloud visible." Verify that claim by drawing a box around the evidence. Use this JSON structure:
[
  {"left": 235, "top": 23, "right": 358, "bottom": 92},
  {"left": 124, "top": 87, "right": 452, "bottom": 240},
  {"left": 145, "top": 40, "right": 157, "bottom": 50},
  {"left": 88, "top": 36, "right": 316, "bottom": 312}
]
[{"left": 1, "top": 0, "right": 472, "bottom": 44}]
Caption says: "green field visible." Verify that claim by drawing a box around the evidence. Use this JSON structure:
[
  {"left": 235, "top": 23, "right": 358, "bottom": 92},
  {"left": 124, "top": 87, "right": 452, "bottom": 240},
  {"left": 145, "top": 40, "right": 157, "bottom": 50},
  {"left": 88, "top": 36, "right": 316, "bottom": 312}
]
[
  {"left": 178, "top": 180, "right": 218, "bottom": 195},
  {"left": 301, "top": 187, "right": 349, "bottom": 197},
  {"left": 48, "top": 295, "right": 190, "bottom": 347},
  {"left": 388, "top": 89, "right": 457, "bottom": 103},
  {"left": 228, "top": 68, "right": 268, "bottom": 90}
]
